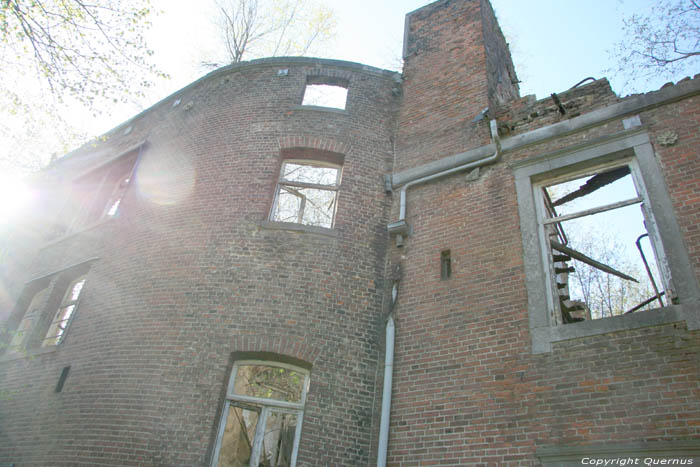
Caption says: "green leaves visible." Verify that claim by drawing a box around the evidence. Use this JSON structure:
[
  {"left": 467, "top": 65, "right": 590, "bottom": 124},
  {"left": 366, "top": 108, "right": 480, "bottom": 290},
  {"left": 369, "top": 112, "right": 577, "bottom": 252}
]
[{"left": 0, "top": 0, "right": 167, "bottom": 172}]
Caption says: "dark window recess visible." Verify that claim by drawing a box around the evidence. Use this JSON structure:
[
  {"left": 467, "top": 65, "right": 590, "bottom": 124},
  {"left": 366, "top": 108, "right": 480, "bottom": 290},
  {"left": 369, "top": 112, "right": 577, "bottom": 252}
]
[
  {"left": 55, "top": 366, "right": 71, "bottom": 393},
  {"left": 441, "top": 250, "right": 452, "bottom": 280}
]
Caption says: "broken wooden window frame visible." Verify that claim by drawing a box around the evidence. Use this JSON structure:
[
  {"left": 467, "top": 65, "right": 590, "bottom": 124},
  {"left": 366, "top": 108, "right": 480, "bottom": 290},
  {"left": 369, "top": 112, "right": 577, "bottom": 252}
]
[
  {"left": 513, "top": 129, "right": 700, "bottom": 354},
  {"left": 211, "top": 360, "right": 310, "bottom": 467},
  {"left": 533, "top": 156, "right": 674, "bottom": 326},
  {"left": 269, "top": 159, "right": 342, "bottom": 229}
]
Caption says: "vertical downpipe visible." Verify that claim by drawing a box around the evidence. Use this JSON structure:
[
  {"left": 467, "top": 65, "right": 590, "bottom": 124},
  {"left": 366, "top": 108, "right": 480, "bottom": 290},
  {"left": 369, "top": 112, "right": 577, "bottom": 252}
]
[{"left": 377, "top": 315, "right": 395, "bottom": 467}]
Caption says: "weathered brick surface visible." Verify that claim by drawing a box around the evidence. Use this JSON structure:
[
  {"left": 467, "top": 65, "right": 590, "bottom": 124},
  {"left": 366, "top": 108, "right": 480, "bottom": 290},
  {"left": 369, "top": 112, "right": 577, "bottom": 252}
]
[
  {"left": 2, "top": 1, "right": 700, "bottom": 466},
  {"left": 639, "top": 91, "right": 700, "bottom": 280},
  {"left": 395, "top": 0, "right": 518, "bottom": 172},
  {"left": 0, "top": 60, "right": 399, "bottom": 466},
  {"left": 386, "top": 78, "right": 700, "bottom": 464}
]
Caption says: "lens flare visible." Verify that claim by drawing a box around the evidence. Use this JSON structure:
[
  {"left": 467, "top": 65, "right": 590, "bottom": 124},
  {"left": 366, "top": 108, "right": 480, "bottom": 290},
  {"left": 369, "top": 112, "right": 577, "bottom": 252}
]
[{"left": 0, "top": 174, "right": 35, "bottom": 222}]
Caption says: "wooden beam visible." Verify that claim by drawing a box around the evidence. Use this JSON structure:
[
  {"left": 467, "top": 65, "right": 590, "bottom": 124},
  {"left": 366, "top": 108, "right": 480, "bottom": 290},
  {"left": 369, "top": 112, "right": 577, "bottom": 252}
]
[
  {"left": 542, "top": 197, "right": 642, "bottom": 225},
  {"left": 550, "top": 240, "right": 639, "bottom": 283}
]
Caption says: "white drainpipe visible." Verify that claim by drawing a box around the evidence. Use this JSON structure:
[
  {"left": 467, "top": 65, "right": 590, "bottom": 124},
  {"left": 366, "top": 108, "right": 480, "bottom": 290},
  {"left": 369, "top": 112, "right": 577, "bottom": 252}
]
[
  {"left": 388, "top": 119, "right": 502, "bottom": 245},
  {"left": 377, "top": 315, "right": 395, "bottom": 467}
]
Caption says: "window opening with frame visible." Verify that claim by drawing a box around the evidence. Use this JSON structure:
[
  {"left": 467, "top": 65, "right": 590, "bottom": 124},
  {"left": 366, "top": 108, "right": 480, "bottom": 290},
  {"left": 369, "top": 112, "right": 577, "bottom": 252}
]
[
  {"left": 57, "top": 151, "right": 138, "bottom": 237},
  {"left": 536, "top": 158, "right": 671, "bottom": 324},
  {"left": 2, "top": 264, "right": 91, "bottom": 356},
  {"left": 270, "top": 159, "right": 342, "bottom": 229},
  {"left": 42, "top": 275, "right": 87, "bottom": 347},
  {"left": 212, "top": 361, "right": 309, "bottom": 467},
  {"left": 6, "top": 285, "right": 49, "bottom": 354}
]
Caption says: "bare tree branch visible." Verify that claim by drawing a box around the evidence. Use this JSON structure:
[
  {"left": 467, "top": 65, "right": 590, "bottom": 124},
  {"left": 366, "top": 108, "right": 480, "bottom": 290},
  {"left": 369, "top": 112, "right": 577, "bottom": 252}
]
[
  {"left": 610, "top": 0, "right": 700, "bottom": 92},
  {"left": 205, "top": 0, "right": 336, "bottom": 67}
]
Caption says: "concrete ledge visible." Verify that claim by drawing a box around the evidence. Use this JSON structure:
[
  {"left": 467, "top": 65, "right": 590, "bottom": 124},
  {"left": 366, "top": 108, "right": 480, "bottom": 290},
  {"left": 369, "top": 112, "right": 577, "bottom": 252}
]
[
  {"left": 551, "top": 305, "right": 686, "bottom": 341},
  {"left": 292, "top": 105, "right": 348, "bottom": 115},
  {"left": 259, "top": 220, "right": 339, "bottom": 238},
  {"left": 531, "top": 303, "right": 699, "bottom": 354}
]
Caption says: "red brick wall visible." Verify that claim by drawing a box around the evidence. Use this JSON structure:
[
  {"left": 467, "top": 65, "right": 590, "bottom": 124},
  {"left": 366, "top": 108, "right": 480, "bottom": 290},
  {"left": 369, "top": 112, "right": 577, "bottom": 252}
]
[
  {"left": 396, "top": 0, "right": 504, "bottom": 172},
  {"left": 640, "top": 92, "right": 700, "bottom": 280},
  {"left": 385, "top": 84, "right": 700, "bottom": 464},
  {"left": 2, "top": 1, "right": 699, "bottom": 465},
  {"left": 0, "top": 60, "right": 399, "bottom": 466}
]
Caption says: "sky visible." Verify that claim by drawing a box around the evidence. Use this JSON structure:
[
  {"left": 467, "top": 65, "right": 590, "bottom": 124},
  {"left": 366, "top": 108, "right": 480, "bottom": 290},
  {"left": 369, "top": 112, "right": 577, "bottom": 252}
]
[
  {"left": 1, "top": 0, "right": 696, "bottom": 215},
  {"left": 0, "top": 0, "right": 689, "bottom": 310},
  {"left": 75, "top": 0, "right": 688, "bottom": 139},
  {"left": 5, "top": 0, "right": 695, "bottom": 164}
]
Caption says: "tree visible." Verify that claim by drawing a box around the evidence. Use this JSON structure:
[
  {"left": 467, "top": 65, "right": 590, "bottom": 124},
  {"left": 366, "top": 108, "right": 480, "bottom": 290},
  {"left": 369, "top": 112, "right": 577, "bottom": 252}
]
[
  {"left": 1, "top": 0, "right": 165, "bottom": 107},
  {"left": 1, "top": 0, "right": 166, "bottom": 172},
  {"left": 566, "top": 227, "right": 658, "bottom": 319},
  {"left": 611, "top": 0, "right": 700, "bottom": 90},
  {"left": 204, "top": 0, "right": 336, "bottom": 67}
]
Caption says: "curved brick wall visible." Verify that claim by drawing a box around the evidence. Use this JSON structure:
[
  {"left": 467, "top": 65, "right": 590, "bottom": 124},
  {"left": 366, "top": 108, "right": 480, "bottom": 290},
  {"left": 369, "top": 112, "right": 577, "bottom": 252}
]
[{"left": 0, "top": 58, "right": 399, "bottom": 466}]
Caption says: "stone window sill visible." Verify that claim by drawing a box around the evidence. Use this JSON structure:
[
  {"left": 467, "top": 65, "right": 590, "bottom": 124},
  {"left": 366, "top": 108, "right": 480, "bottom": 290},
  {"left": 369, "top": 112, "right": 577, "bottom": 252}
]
[
  {"left": 259, "top": 220, "right": 339, "bottom": 238},
  {"left": 532, "top": 302, "right": 699, "bottom": 353},
  {"left": 292, "top": 105, "right": 348, "bottom": 115}
]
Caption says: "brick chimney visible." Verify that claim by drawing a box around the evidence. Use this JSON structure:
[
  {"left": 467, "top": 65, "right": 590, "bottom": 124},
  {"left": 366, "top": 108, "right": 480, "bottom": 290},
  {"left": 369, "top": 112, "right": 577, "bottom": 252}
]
[{"left": 395, "top": 0, "right": 519, "bottom": 171}]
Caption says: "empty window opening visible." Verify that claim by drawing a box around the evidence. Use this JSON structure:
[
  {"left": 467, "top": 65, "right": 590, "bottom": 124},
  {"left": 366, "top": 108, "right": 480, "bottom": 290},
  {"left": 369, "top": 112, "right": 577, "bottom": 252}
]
[
  {"left": 104, "top": 175, "right": 131, "bottom": 217},
  {"left": 58, "top": 152, "right": 138, "bottom": 237},
  {"left": 55, "top": 366, "right": 70, "bottom": 393},
  {"left": 7, "top": 286, "right": 49, "bottom": 354},
  {"left": 539, "top": 161, "right": 669, "bottom": 324},
  {"left": 42, "top": 275, "right": 87, "bottom": 347},
  {"left": 302, "top": 80, "right": 348, "bottom": 109},
  {"left": 440, "top": 250, "right": 452, "bottom": 280},
  {"left": 212, "top": 361, "right": 309, "bottom": 467},
  {"left": 270, "top": 160, "right": 342, "bottom": 229}
]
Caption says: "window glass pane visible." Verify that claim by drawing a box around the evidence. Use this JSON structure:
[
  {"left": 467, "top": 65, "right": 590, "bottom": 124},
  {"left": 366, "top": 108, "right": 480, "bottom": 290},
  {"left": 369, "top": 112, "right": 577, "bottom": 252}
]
[
  {"left": 234, "top": 365, "right": 305, "bottom": 403},
  {"left": 282, "top": 163, "right": 338, "bottom": 186},
  {"left": 272, "top": 186, "right": 337, "bottom": 228},
  {"left": 57, "top": 304, "right": 76, "bottom": 323},
  {"left": 42, "top": 305, "right": 76, "bottom": 346},
  {"left": 272, "top": 188, "right": 303, "bottom": 223},
  {"left": 545, "top": 166, "right": 638, "bottom": 217},
  {"left": 217, "top": 405, "right": 259, "bottom": 467},
  {"left": 298, "top": 187, "right": 336, "bottom": 228},
  {"left": 68, "top": 279, "right": 86, "bottom": 302},
  {"left": 106, "top": 198, "right": 121, "bottom": 217},
  {"left": 260, "top": 411, "right": 298, "bottom": 467}
]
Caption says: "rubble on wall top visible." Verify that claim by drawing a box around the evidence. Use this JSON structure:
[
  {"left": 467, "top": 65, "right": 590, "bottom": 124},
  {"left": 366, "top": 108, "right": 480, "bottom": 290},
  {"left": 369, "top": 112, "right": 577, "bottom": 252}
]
[
  {"left": 498, "top": 73, "right": 700, "bottom": 138},
  {"left": 497, "top": 78, "right": 618, "bottom": 137}
]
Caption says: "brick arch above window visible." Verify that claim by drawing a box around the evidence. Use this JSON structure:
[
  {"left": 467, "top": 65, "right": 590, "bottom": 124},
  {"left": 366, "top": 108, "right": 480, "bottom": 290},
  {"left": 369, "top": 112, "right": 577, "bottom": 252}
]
[
  {"left": 228, "top": 335, "right": 322, "bottom": 365},
  {"left": 277, "top": 135, "right": 351, "bottom": 156}
]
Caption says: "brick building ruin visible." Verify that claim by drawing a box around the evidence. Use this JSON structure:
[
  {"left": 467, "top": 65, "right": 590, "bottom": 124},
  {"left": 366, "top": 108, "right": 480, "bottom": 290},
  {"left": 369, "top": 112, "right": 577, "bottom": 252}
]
[{"left": 1, "top": 0, "right": 699, "bottom": 465}]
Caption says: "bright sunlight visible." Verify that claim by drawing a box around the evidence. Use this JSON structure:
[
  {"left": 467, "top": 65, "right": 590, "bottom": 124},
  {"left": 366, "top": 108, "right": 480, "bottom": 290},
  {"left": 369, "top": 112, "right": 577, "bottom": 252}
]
[{"left": 0, "top": 174, "right": 34, "bottom": 221}]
